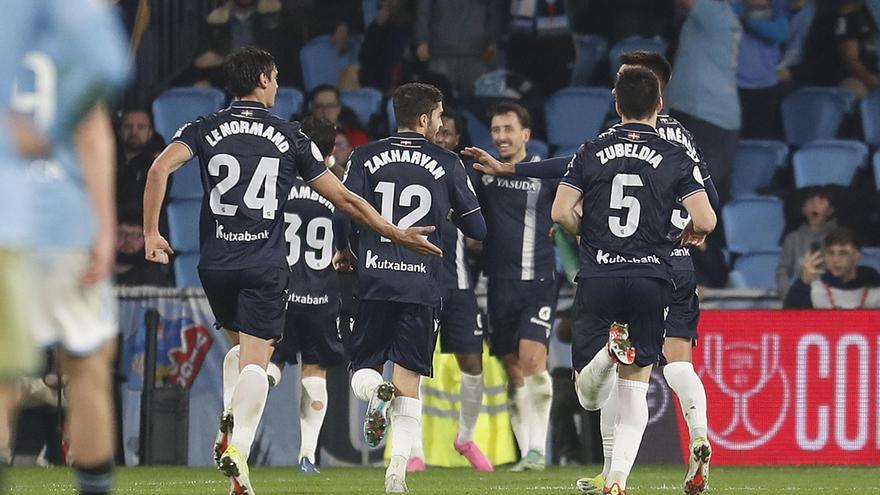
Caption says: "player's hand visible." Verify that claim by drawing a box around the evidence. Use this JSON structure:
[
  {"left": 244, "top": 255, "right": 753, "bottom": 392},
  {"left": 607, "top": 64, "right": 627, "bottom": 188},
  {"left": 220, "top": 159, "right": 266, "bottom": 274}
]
[
  {"left": 333, "top": 248, "right": 356, "bottom": 272},
  {"left": 81, "top": 228, "right": 115, "bottom": 285},
  {"left": 679, "top": 221, "right": 707, "bottom": 247},
  {"left": 392, "top": 226, "right": 442, "bottom": 257},
  {"left": 145, "top": 233, "right": 174, "bottom": 265},
  {"left": 800, "top": 251, "right": 824, "bottom": 284},
  {"left": 462, "top": 147, "right": 515, "bottom": 176}
]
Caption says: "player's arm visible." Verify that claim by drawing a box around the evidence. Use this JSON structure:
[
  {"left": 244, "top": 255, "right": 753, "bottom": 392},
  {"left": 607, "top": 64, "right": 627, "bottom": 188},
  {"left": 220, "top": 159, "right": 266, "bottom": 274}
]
[
  {"left": 551, "top": 184, "right": 583, "bottom": 236},
  {"left": 143, "top": 142, "right": 191, "bottom": 264},
  {"left": 680, "top": 191, "right": 716, "bottom": 239},
  {"left": 309, "top": 172, "right": 442, "bottom": 257}
]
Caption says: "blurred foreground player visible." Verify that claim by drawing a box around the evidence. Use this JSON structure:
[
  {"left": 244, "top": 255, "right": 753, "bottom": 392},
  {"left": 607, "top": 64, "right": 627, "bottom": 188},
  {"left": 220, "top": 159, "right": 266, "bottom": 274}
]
[{"left": 144, "top": 48, "right": 439, "bottom": 495}]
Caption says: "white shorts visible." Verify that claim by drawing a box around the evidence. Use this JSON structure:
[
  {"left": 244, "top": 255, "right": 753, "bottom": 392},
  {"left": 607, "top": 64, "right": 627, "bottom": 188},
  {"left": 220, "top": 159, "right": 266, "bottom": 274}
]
[
  {"left": 30, "top": 250, "right": 118, "bottom": 355},
  {"left": 0, "top": 249, "right": 41, "bottom": 378}
]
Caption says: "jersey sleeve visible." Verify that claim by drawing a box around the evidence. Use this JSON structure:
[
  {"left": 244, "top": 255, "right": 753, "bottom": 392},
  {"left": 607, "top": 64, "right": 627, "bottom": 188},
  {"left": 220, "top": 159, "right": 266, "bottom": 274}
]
[
  {"left": 171, "top": 119, "right": 201, "bottom": 158},
  {"left": 676, "top": 150, "right": 707, "bottom": 201},
  {"left": 291, "top": 127, "right": 329, "bottom": 183},
  {"left": 450, "top": 159, "right": 481, "bottom": 218},
  {"left": 342, "top": 150, "right": 365, "bottom": 197},
  {"left": 515, "top": 156, "right": 571, "bottom": 179},
  {"left": 560, "top": 145, "right": 587, "bottom": 193}
]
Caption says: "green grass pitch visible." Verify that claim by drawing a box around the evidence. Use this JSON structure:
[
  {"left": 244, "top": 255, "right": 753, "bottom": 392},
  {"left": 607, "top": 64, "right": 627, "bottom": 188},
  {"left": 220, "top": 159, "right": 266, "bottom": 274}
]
[{"left": 6, "top": 465, "right": 880, "bottom": 494}]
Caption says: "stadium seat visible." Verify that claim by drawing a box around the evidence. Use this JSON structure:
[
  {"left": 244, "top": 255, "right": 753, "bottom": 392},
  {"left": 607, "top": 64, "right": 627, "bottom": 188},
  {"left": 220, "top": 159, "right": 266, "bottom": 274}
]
[
  {"left": 874, "top": 150, "right": 880, "bottom": 191},
  {"left": 861, "top": 247, "right": 880, "bottom": 273},
  {"left": 272, "top": 87, "right": 304, "bottom": 120},
  {"left": 730, "top": 140, "right": 788, "bottom": 198},
  {"left": 792, "top": 140, "right": 869, "bottom": 188},
  {"left": 544, "top": 87, "right": 613, "bottom": 148},
  {"left": 571, "top": 34, "right": 608, "bottom": 86},
  {"left": 527, "top": 139, "right": 549, "bottom": 159},
  {"left": 462, "top": 109, "right": 493, "bottom": 151},
  {"left": 860, "top": 91, "right": 880, "bottom": 147},
  {"left": 608, "top": 36, "right": 668, "bottom": 80},
  {"left": 167, "top": 199, "right": 201, "bottom": 252},
  {"left": 341, "top": 87, "right": 383, "bottom": 127},
  {"left": 169, "top": 160, "right": 203, "bottom": 199},
  {"left": 728, "top": 251, "right": 782, "bottom": 290},
  {"left": 152, "top": 87, "right": 226, "bottom": 141},
  {"left": 722, "top": 197, "right": 785, "bottom": 254},
  {"left": 299, "top": 34, "right": 361, "bottom": 92},
  {"left": 173, "top": 252, "right": 201, "bottom": 288},
  {"left": 781, "top": 87, "right": 855, "bottom": 146}
]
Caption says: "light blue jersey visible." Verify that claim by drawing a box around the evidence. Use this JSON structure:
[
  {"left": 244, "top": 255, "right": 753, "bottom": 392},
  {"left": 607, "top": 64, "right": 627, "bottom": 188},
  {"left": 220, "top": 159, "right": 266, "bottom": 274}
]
[{"left": 4, "top": 0, "right": 130, "bottom": 248}]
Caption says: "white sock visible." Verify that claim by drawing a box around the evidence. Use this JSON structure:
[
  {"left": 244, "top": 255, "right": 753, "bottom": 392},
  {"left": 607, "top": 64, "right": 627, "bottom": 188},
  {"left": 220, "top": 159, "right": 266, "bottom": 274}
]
[
  {"left": 267, "top": 362, "right": 283, "bottom": 388},
  {"left": 510, "top": 385, "right": 530, "bottom": 457},
  {"left": 351, "top": 368, "right": 384, "bottom": 402},
  {"left": 524, "top": 371, "right": 552, "bottom": 456},
  {"left": 230, "top": 364, "right": 270, "bottom": 458},
  {"left": 663, "top": 362, "right": 708, "bottom": 442},
  {"left": 608, "top": 379, "right": 649, "bottom": 490},
  {"left": 457, "top": 372, "right": 484, "bottom": 443},
  {"left": 575, "top": 347, "right": 616, "bottom": 411},
  {"left": 299, "top": 376, "right": 327, "bottom": 463},
  {"left": 410, "top": 425, "right": 425, "bottom": 460},
  {"left": 222, "top": 345, "right": 240, "bottom": 411},
  {"left": 387, "top": 396, "right": 422, "bottom": 480},
  {"left": 599, "top": 375, "right": 619, "bottom": 480}
]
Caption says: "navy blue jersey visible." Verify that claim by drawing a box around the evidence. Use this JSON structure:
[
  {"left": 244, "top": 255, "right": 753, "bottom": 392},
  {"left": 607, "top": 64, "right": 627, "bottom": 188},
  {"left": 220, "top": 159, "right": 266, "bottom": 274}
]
[
  {"left": 562, "top": 123, "right": 706, "bottom": 280},
  {"left": 173, "top": 100, "right": 328, "bottom": 270},
  {"left": 284, "top": 176, "right": 338, "bottom": 304},
  {"left": 476, "top": 154, "right": 557, "bottom": 281},
  {"left": 440, "top": 220, "right": 472, "bottom": 290},
  {"left": 344, "top": 132, "right": 481, "bottom": 306}
]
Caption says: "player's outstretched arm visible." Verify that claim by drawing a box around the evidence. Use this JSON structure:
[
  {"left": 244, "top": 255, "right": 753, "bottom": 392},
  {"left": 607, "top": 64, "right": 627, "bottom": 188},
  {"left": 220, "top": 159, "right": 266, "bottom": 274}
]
[
  {"left": 310, "top": 172, "right": 443, "bottom": 257},
  {"left": 143, "top": 142, "right": 191, "bottom": 264},
  {"left": 551, "top": 184, "right": 584, "bottom": 236},
  {"left": 461, "top": 146, "right": 515, "bottom": 176},
  {"left": 513, "top": 155, "right": 572, "bottom": 179}
]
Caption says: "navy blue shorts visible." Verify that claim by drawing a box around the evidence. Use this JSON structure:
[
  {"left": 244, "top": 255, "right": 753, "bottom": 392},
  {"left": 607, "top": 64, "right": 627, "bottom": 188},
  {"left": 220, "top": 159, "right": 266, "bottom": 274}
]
[
  {"left": 487, "top": 278, "right": 557, "bottom": 357},
  {"left": 199, "top": 265, "right": 288, "bottom": 341},
  {"left": 272, "top": 302, "right": 345, "bottom": 368},
  {"left": 571, "top": 276, "right": 670, "bottom": 370},
  {"left": 439, "top": 289, "right": 484, "bottom": 355},
  {"left": 349, "top": 300, "right": 439, "bottom": 377},
  {"left": 665, "top": 270, "right": 700, "bottom": 343}
]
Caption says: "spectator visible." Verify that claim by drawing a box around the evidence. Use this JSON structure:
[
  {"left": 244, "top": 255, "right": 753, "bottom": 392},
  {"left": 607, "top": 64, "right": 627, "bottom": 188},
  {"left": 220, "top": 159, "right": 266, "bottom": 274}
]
[
  {"left": 414, "top": 0, "right": 502, "bottom": 97},
  {"left": 776, "top": 189, "right": 838, "bottom": 298},
  {"left": 783, "top": 227, "right": 880, "bottom": 308},
  {"left": 331, "top": 130, "right": 353, "bottom": 179},
  {"left": 308, "top": 84, "right": 369, "bottom": 146},
  {"left": 777, "top": 0, "right": 816, "bottom": 74},
  {"left": 835, "top": 0, "right": 879, "bottom": 98},
  {"left": 359, "top": 0, "right": 415, "bottom": 93},
  {"left": 735, "top": 0, "right": 790, "bottom": 139},
  {"left": 664, "top": 0, "right": 742, "bottom": 205},
  {"left": 115, "top": 212, "right": 173, "bottom": 287},
  {"left": 116, "top": 108, "right": 165, "bottom": 218}
]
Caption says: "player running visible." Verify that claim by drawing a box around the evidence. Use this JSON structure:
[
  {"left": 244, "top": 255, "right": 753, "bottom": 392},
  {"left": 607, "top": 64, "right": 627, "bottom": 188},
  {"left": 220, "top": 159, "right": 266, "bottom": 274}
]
[{"left": 144, "top": 48, "right": 439, "bottom": 495}]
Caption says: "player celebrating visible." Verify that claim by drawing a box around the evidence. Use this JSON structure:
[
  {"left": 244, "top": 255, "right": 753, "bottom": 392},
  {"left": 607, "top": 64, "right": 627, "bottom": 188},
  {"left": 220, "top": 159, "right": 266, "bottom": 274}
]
[
  {"left": 552, "top": 67, "right": 716, "bottom": 495},
  {"left": 336, "top": 83, "right": 485, "bottom": 493},
  {"left": 144, "top": 48, "right": 439, "bottom": 495}
]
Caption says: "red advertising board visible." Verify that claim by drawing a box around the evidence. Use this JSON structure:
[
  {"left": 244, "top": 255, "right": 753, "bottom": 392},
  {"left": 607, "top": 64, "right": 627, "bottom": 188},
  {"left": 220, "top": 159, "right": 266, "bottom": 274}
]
[{"left": 684, "top": 310, "right": 880, "bottom": 465}]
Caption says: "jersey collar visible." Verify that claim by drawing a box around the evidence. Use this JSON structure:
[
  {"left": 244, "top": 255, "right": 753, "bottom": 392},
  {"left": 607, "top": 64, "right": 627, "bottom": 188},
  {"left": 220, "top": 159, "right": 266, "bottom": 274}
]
[
  {"left": 391, "top": 131, "right": 427, "bottom": 140},
  {"left": 229, "top": 100, "right": 269, "bottom": 116},
  {"left": 616, "top": 122, "right": 658, "bottom": 136}
]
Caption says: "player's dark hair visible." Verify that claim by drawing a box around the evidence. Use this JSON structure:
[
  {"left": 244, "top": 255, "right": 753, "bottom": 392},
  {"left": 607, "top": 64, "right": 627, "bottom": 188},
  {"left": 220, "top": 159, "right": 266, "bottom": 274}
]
[
  {"left": 825, "top": 227, "right": 861, "bottom": 250},
  {"left": 619, "top": 50, "right": 673, "bottom": 89},
  {"left": 301, "top": 116, "right": 337, "bottom": 157},
  {"left": 614, "top": 67, "right": 661, "bottom": 121},
  {"left": 223, "top": 47, "right": 276, "bottom": 98},
  {"left": 441, "top": 109, "right": 464, "bottom": 137},
  {"left": 392, "top": 83, "right": 443, "bottom": 130},
  {"left": 488, "top": 101, "right": 531, "bottom": 129}
]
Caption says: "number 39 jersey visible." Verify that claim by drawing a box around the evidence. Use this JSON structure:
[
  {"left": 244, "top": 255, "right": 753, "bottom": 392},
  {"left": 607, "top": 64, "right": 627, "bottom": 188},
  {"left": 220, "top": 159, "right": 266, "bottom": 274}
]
[
  {"left": 284, "top": 176, "right": 337, "bottom": 304},
  {"left": 173, "top": 100, "right": 328, "bottom": 270},
  {"left": 344, "top": 132, "right": 481, "bottom": 307},
  {"left": 561, "top": 122, "right": 705, "bottom": 280}
]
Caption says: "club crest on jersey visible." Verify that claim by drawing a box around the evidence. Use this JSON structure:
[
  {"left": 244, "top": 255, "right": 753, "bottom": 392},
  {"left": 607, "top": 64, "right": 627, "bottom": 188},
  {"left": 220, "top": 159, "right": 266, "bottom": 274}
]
[
  {"left": 627, "top": 132, "right": 640, "bottom": 140},
  {"left": 240, "top": 109, "right": 253, "bottom": 117}
]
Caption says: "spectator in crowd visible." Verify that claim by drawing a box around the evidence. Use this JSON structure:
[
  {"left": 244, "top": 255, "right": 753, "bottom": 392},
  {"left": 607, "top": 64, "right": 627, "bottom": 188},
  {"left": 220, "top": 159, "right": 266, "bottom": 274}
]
[
  {"left": 115, "top": 212, "right": 173, "bottom": 287},
  {"left": 777, "top": 0, "right": 816, "bottom": 75},
  {"left": 359, "top": 0, "right": 415, "bottom": 94},
  {"left": 784, "top": 227, "right": 880, "bottom": 308},
  {"left": 331, "top": 129, "right": 353, "bottom": 179},
  {"left": 835, "top": 0, "right": 879, "bottom": 98},
  {"left": 116, "top": 108, "right": 165, "bottom": 218},
  {"left": 308, "top": 84, "right": 369, "bottom": 147},
  {"left": 735, "top": 0, "right": 790, "bottom": 139},
  {"left": 414, "top": 0, "right": 502, "bottom": 97},
  {"left": 664, "top": 0, "right": 742, "bottom": 205},
  {"left": 776, "top": 189, "right": 838, "bottom": 298}
]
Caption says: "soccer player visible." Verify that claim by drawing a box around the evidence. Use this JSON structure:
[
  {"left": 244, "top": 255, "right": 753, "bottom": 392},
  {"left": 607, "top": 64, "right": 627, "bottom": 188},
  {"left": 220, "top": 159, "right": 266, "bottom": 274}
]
[
  {"left": 336, "top": 83, "right": 485, "bottom": 493},
  {"left": 551, "top": 67, "right": 716, "bottom": 495},
  {"left": 465, "top": 51, "right": 717, "bottom": 495},
  {"left": 143, "top": 48, "right": 440, "bottom": 495},
  {"left": 407, "top": 110, "right": 493, "bottom": 473},
  {"left": 474, "top": 101, "right": 556, "bottom": 470}
]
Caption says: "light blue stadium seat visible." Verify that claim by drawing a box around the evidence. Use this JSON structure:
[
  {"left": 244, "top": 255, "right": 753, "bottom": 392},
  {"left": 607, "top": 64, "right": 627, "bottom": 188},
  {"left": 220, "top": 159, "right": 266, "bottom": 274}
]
[
  {"left": 167, "top": 199, "right": 201, "bottom": 252},
  {"left": 781, "top": 87, "right": 854, "bottom": 146},
  {"left": 300, "top": 34, "right": 361, "bottom": 92},
  {"left": 571, "top": 34, "right": 608, "bottom": 86},
  {"left": 544, "top": 87, "right": 613, "bottom": 148},
  {"left": 860, "top": 91, "right": 880, "bottom": 147},
  {"left": 729, "top": 250, "right": 781, "bottom": 290},
  {"left": 792, "top": 140, "right": 868, "bottom": 188},
  {"left": 730, "top": 140, "right": 788, "bottom": 198},
  {"left": 152, "top": 87, "right": 226, "bottom": 142},
  {"left": 722, "top": 197, "right": 785, "bottom": 254},
  {"left": 272, "top": 87, "right": 304, "bottom": 120},
  {"left": 462, "top": 109, "right": 493, "bottom": 151},
  {"left": 875, "top": 151, "right": 880, "bottom": 191},
  {"left": 169, "top": 160, "right": 203, "bottom": 199},
  {"left": 608, "top": 36, "right": 668, "bottom": 80},
  {"left": 341, "top": 87, "right": 383, "bottom": 127},
  {"left": 173, "top": 252, "right": 201, "bottom": 288},
  {"left": 528, "top": 139, "right": 549, "bottom": 159},
  {"left": 860, "top": 247, "right": 880, "bottom": 273}
]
